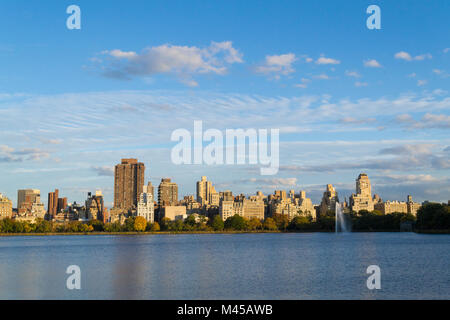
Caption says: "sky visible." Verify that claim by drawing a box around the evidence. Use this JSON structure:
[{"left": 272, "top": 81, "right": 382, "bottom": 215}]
[{"left": 0, "top": 0, "right": 449, "bottom": 207}]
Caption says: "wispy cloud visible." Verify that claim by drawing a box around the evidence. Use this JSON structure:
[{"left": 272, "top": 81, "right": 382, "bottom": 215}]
[
  {"left": 396, "top": 113, "right": 450, "bottom": 129},
  {"left": 254, "top": 53, "right": 297, "bottom": 79},
  {"left": 91, "top": 166, "right": 115, "bottom": 176},
  {"left": 394, "top": 51, "right": 432, "bottom": 61},
  {"left": 0, "top": 145, "right": 50, "bottom": 162},
  {"left": 315, "top": 55, "right": 340, "bottom": 65}
]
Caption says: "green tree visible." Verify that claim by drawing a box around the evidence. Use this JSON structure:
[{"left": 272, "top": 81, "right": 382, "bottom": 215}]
[
  {"left": 0, "top": 218, "right": 15, "bottom": 233},
  {"left": 263, "top": 217, "right": 278, "bottom": 230},
  {"left": 124, "top": 217, "right": 136, "bottom": 232},
  {"left": 160, "top": 217, "right": 171, "bottom": 231},
  {"left": 104, "top": 222, "right": 122, "bottom": 232},
  {"left": 35, "top": 219, "right": 53, "bottom": 233},
  {"left": 211, "top": 215, "right": 224, "bottom": 231},
  {"left": 416, "top": 203, "right": 450, "bottom": 230},
  {"left": 224, "top": 214, "right": 248, "bottom": 231},
  {"left": 170, "top": 219, "right": 184, "bottom": 232},
  {"left": 88, "top": 219, "right": 105, "bottom": 232},
  {"left": 289, "top": 215, "right": 311, "bottom": 231},
  {"left": 247, "top": 217, "right": 262, "bottom": 231},
  {"left": 150, "top": 222, "right": 160, "bottom": 232},
  {"left": 272, "top": 214, "right": 289, "bottom": 231}
]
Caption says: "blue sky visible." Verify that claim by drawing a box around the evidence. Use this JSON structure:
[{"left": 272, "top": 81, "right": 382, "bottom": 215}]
[{"left": 0, "top": 0, "right": 449, "bottom": 207}]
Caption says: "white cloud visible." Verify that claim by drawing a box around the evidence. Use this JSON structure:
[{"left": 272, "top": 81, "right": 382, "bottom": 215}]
[
  {"left": 313, "top": 74, "right": 330, "bottom": 80},
  {"left": 294, "top": 78, "right": 310, "bottom": 89},
  {"left": 339, "top": 117, "right": 376, "bottom": 124},
  {"left": 397, "top": 113, "right": 450, "bottom": 129},
  {"left": 99, "top": 41, "right": 243, "bottom": 85},
  {"left": 394, "top": 51, "right": 432, "bottom": 61},
  {"left": 364, "top": 59, "right": 382, "bottom": 68},
  {"left": 254, "top": 53, "right": 297, "bottom": 79},
  {"left": 345, "top": 71, "right": 361, "bottom": 78},
  {"left": 315, "top": 56, "right": 340, "bottom": 65},
  {"left": 105, "top": 49, "right": 137, "bottom": 59},
  {"left": 417, "top": 80, "right": 427, "bottom": 86},
  {"left": 355, "top": 81, "right": 368, "bottom": 87}
]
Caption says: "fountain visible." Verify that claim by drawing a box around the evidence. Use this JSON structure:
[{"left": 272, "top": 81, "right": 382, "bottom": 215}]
[{"left": 335, "top": 202, "right": 349, "bottom": 233}]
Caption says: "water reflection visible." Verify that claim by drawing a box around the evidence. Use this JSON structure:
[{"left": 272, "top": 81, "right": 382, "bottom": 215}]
[{"left": 0, "top": 233, "right": 449, "bottom": 299}]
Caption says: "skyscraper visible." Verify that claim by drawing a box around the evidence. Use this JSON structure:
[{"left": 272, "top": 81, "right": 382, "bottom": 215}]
[
  {"left": 196, "top": 176, "right": 219, "bottom": 206},
  {"left": 158, "top": 178, "right": 178, "bottom": 207},
  {"left": 350, "top": 173, "right": 374, "bottom": 212},
  {"left": 48, "top": 189, "right": 59, "bottom": 217},
  {"left": 114, "top": 158, "right": 145, "bottom": 211}
]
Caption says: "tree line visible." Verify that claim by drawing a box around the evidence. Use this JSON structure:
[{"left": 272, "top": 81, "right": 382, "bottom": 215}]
[{"left": 1, "top": 203, "right": 449, "bottom": 234}]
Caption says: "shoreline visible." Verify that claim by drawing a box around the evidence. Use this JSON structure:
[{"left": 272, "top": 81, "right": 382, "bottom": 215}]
[{"left": 2, "top": 230, "right": 449, "bottom": 237}]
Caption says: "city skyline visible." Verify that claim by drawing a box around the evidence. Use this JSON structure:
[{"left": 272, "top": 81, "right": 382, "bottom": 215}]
[
  {"left": 0, "top": 159, "right": 437, "bottom": 210},
  {"left": 0, "top": 1, "right": 449, "bottom": 206}
]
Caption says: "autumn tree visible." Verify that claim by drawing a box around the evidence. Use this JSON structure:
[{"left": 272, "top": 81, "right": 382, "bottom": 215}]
[{"left": 134, "top": 216, "right": 147, "bottom": 232}]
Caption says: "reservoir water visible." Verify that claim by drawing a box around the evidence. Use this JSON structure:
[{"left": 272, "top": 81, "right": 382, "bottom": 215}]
[{"left": 0, "top": 232, "right": 449, "bottom": 299}]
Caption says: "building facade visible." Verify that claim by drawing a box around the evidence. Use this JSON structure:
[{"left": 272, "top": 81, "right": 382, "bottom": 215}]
[
  {"left": 158, "top": 178, "right": 178, "bottom": 207},
  {"left": 137, "top": 185, "right": 154, "bottom": 222},
  {"left": 161, "top": 206, "right": 187, "bottom": 221},
  {"left": 16, "top": 189, "right": 45, "bottom": 222},
  {"left": 0, "top": 193, "right": 13, "bottom": 219},
  {"left": 114, "top": 158, "right": 145, "bottom": 212},
  {"left": 374, "top": 195, "right": 421, "bottom": 216},
  {"left": 319, "top": 184, "right": 339, "bottom": 216},
  {"left": 85, "top": 191, "right": 107, "bottom": 222},
  {"left": 350, "top": 173, "right": 375, "bottom": 213}
]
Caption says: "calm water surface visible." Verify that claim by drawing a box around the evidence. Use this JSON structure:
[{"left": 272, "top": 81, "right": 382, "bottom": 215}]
[{"left": 0, "top": 233, "right": 449, "bottom": 299}]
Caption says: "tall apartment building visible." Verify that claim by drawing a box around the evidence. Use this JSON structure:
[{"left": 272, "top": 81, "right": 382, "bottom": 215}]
[
  {"left": 196, "top": 176, "right": 219, "bottom": 206},
  {"left": 146, "top": 181, "right": 155, "bottom": 200},
  {"left": 114, "top": 158, "right": 145, "bottom": 211},
  {"left": 48, "top": 189, "right": 59, "bottom": 216},
  {"left": 0, "top": 193, "right": 13, "bottom": 219},
  {"left": 137, "top": 185, "right": 154, "bottom": 222},
  {"left": 350, "top": 173, "right": 374, "bottom": 213},
  {"left": 48, "top": 189, "right": 68, "bottom": 218},
  {"left": 319, "top": 184, "right": 339, "bottom": 216},
  {"left": 158, "top": 178, "right": 178, "bottom": 207}
]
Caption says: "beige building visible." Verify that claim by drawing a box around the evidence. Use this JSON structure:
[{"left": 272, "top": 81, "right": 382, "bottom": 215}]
[
  {"left": 350, "top": 174, "right": 374, "bottom": 213},
  {"left": 161, "top": 206, "right": 187, "bottom": 221},
  {"left": 0, "top": 193, "right": 13, "bottom": 219},
  {"left": 319, "top": 184, "right": 339, "bottom": 216},
  {"left": 196, "top": 176, "right": 219, "bottom": 206},
  {"left": 158, "top": 178, "right": 178, "bottom": 207},
  {"left": 374, "top": 195, "right": 421, "bottom": 216},
  {"left": 180, "top": 195, "right": 202, "bottom": 215},
  {"left": 271, "top": 190, "right": 316, "bottom": 221},
  {"left": 219, "top": 195, "right": 265, "bottom": 221}
]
